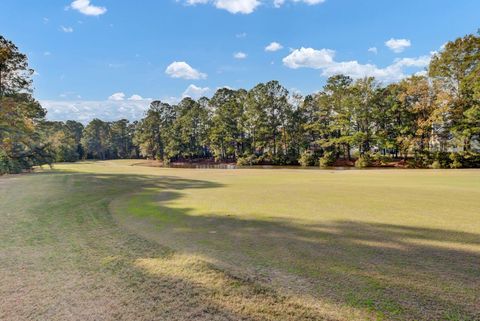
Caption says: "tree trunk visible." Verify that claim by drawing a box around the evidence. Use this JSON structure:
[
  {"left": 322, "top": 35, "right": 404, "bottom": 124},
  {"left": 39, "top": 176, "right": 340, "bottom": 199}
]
[{"left": 273, "top": 130, "right": 277, "bottom": 156}]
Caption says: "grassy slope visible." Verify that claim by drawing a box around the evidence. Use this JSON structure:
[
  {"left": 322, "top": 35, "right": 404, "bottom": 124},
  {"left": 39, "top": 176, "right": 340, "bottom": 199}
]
[{"left": 1, "top": 160, "right": 480, "bottom": 320}]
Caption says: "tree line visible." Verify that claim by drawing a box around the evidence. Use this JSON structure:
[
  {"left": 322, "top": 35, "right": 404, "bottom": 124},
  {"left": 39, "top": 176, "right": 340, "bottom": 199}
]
[{"left": 1, "top": 33, "right": 479, "bottom": 174}]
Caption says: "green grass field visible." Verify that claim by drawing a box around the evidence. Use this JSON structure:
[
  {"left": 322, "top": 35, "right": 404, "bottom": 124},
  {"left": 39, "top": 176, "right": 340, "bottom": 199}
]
[{"left": 1, "top": 160, "right": 479, "bottom": 321}]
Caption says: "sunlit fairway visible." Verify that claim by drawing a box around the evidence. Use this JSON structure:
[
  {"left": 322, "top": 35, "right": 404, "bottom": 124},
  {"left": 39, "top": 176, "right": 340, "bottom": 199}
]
[{"left": 1, "top": 160, "right": 480, "bottom": 321}]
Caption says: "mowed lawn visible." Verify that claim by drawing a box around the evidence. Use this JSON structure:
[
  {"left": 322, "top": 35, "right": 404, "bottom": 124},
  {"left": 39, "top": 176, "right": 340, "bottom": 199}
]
[{"left": 1, "top": 160, "right": 479, "bottom": 321}]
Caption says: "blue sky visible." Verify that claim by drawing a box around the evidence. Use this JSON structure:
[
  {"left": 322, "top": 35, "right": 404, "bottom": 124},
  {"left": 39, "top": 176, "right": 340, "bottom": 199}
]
[{"left": 1, "top": 0, "right": 479, "bottom": 122}]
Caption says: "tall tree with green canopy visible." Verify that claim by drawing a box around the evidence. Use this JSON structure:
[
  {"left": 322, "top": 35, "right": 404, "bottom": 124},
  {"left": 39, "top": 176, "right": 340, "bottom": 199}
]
[
  {"left": 282, "top": 92, "right": 305, "bottom": 163},
  {"left": 209, "top": 88, "right": 247, "bottom": 161},
  {"left": 350, "top": 77, "right": 378, "bottom": 155},
  {"left": 245, "top": 81, "right": 290, "bottom": 162},
  {"left": 134, "top": 101, "right": 176, "bottom": 160},
  {"left": 81, "top": 119, "right": 112, "bottom": 160},
  {"left": 40, "top": 121, "right": 81, "bottom": 162},
  {"left": 298, "top": 94, "right": 320, "bottom": 152},
  {"left": 318, "top": 75, "right": 354, "bottom": 161},
  {"left": 170, "top": 97, "right": 210, "bottom": 160},
  {"left": 110, "top": 119, "right": 135, "bottom": 159},
  {"left": 429, "top": 33, "right": 480, "bottom": 151},
  {"left": 0, "top": 35, "right": 52, "bottom": 173},
  {"left": 396, "top": 75, "right": 437, "bottom": 157},
  {"left": 65, "top": 120, "right": 85, "bottom": 159},
  {"left": 0, "top": 36, "right": 33, "bottom": 97},
  {"left": 374, "top": 83, "right": 404, "bottom": 157},
  {"left": 245, "top": 83, "right": 269, "bottom": 156}
]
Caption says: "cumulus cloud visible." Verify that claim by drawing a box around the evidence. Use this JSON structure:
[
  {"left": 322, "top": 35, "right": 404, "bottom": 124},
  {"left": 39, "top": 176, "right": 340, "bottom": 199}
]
[
  {"left": 108, "top": 93, "right": 150, "bottom": 101},
  {"left": 283, "top": 47, "right": 335, "bottom": 69},
  {"left": 70, "top": 0, "right": 107, "bottom": 16},
  {"left": 41, "top": 99, "right": 152, "bottom": 124},
  {"left": 283, "top": 47, "right": 431, "bottom": 82},
  {"left": 128, "top": 94, "right": 145, "bottom": 101},
  {"left": 182, "top": 0, "right": 325, "bottom": 13},
  {"left": 185, "top": 0, "right": 260, "bottom": 14},
  {"left": 233, "top": 52, "right": 247, "bottom": 59},
  {"left": 368, "top": 47, "right": 378, "bottom": 54},
  {"left": 165, "top": 61, "right": 207, "bottom": 80},
  {"left": 385, "top": 38, "right": 411, "bottom": 53},
  {"left": 265, "top": 42, "right": 283, "bottom": 52},
  {"left": 108, "top": 92, "right": 126, "bottom": 101},
  {"left": 182, "top": 84, "right": 211, "bottom": 99}
]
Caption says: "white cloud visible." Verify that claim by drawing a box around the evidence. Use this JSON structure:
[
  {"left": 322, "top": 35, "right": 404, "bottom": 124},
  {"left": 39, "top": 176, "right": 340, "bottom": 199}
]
[
  {"left": 274, "top": 0, "right": 325, "bottom": 7},
  {"left": 385, "top": 38, "right": 411, "bottom": 53},
  {"left": 165, "top": 61, "right": 207, "bottom": 80},
  {"left": 233, "top": 52, "right": 247, "bottom": 59},
  {"left": 184, "top": 0, "right": 324, "bottom": 13},
  {"left": 128, "top": 94, "right": 144, "bottom": 101},
  {"left": 283, "top": 47, "right": 431, "bottom": 82},
  {"left": 42, "top": 99, "right": 151, "bottom": 124},
  {"left": 368, "top": 47, "right": 377, "bottom": 54},
  {"left": 214, "top": 0, "right": 260, "bottom": 13},
  {"left": 182, "top": 84, "right": 211, "bottom": 99},
  {"left": 265, "top": 42, "right": 283, "bottom": 52},
  {"left": 161, "top": 96, "right": 182, "bottom": 105},
  {"left": 283, "top": 47, "right": 335, "bottom": 69},
  {"left": 60, "top": 26, "right": 74, "bottom": 33},
  {"left": 297, "top": 0, "right": 325, "bottom": 4},
  {"left": 185, "top": 0, "right": 209, "bottom": 3},
  {"left": 70, "top": 0, "right": 107, "bottom": 16},
  {"left": 108, "top": 92, "right": 126, "bottom": 101},
  {"left": 415, "top": 70, "right": 428, "bottom": 77},
  {"left": 185, "top": 0, "right": 260, "bottom": 14}
]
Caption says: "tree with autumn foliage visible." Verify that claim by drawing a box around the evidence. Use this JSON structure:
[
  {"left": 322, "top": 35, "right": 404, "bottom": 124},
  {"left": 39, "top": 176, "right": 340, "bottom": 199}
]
[{"left": 0, "top": 36, "right": 52, "bottom": 173}]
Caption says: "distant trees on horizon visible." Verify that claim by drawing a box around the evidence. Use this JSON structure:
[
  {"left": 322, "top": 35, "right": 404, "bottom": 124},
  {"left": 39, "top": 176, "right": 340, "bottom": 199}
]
[{"left": 1, "top": 32, "right": 479, "bottom": 174}]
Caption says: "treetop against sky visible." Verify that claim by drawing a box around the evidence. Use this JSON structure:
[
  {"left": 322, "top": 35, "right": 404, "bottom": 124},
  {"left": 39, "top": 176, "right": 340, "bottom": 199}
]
[{"left": 0, "top": 0, "right": 479, "bottom": 122}]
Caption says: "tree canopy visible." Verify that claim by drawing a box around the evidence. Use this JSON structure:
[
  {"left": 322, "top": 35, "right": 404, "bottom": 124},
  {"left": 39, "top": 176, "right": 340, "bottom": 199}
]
[{"left": 1, "top": 32, "right": 480, "bottom": 174}]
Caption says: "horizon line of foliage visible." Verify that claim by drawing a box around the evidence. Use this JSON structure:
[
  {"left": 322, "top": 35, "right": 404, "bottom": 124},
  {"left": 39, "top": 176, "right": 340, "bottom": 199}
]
[{"left": 1, "top": 32, "right": 479, "bottom": 174}]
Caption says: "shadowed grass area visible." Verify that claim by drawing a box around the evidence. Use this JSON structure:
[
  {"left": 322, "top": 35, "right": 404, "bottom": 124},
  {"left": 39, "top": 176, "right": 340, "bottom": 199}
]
[
  {"left": 1, "top": 160, "right": 480, "bottom": 320},
  {"left": 0, "top": 172, "right": 338, "bottom": 321}
]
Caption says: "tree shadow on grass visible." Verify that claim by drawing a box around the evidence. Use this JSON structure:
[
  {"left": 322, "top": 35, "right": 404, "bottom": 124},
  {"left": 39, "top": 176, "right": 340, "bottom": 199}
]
[
  {"left": 107, "top": 174, "right": 480, "bottom": 321},
  {"left": 24, "top": 170, "right": 479, "bottom": 321}
]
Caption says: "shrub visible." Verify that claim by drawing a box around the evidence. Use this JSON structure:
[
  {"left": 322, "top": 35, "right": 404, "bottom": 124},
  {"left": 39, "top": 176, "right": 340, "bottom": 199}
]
[
  {"left": 0, "top": 149, "right": 22, "bottom": 174},
  {"left": 298, "top": 150, "right": 317, "bottom": 167},
  {"left": 449, "top": 152, "right": 480, "bottom": 168},
  {"left": 409, "top": 151, "right": 433, "bottom": 168},
  {"left": 237, "top": 155, "right": 258, "bottom": 166},
  {"left": 461, "top": 152, "right": 480, "bottom": 168},
  {"left": 271, "top": 154, "right": 286, "bottom": 166},
  {"left": 372, "top": 152, "right": 392, "bottom": 165},
  {"left": 319, "top": 151, "right": 336, "bottom": 168},
  {"left": 163, "top": 158, "right": 171, "bottom": 166},
  {"left": 431, "top": 160, "right": 442, "bottom": 169},
  {"left": 432, "top": 151, "right": 451, "bottom": 169},
  {"left": 355, "top": 153, "right": 372, "bottom": 168}
]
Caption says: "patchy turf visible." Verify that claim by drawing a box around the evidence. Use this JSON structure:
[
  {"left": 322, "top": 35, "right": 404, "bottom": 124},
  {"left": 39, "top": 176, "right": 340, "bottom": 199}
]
[{"left": 1, "top": 160, "right": 479, "bottom": 321}]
